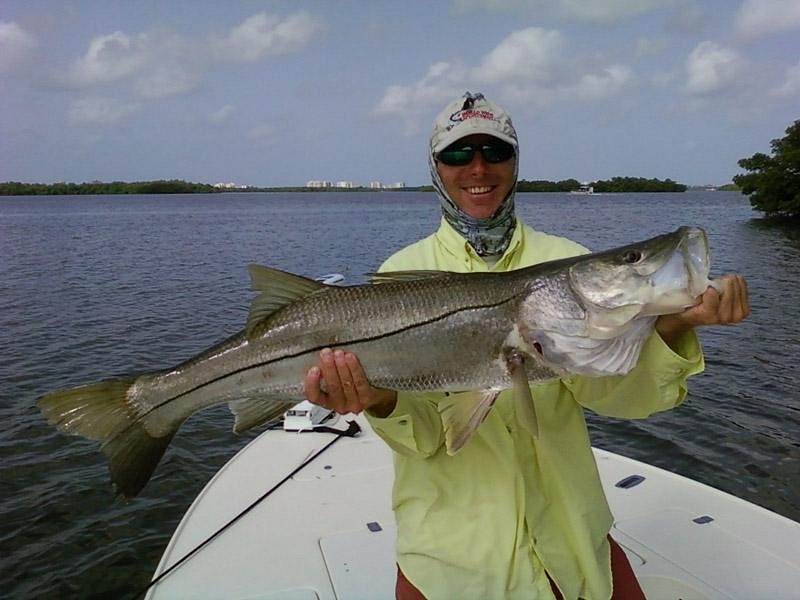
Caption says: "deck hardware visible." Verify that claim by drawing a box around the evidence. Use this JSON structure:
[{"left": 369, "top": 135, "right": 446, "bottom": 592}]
[
  {"left": 693, "top": 515, "right": 714, "bottom": 524},
  {"left": 615, "top": 474, "right": 645, "bottom": 489}
]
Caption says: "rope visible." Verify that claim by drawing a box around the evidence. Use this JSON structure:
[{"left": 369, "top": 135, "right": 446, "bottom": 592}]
[{"left": 131, "top": 419, "right": 362, "bottom": 599}]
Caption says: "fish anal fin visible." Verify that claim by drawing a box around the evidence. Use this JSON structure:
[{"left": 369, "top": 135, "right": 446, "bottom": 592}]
[
  {"left": 246, "top": 264, "right": 326, "bottom": 338},
  {"left": 229, "top": 396, "right": 292, "bottom": 433},
  {"left": 440, "top": 390, "right": 500, "bottom": 455}
]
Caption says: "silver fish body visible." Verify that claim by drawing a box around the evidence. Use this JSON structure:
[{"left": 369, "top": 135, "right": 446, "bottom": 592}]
[{"left": 39, "top": 226, "right": 713, "bottom": 497}]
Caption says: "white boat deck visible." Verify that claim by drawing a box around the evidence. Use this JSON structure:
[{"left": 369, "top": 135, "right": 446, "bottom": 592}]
[{"left": 146, "top": 415, "right": 800, "bottom": 600}]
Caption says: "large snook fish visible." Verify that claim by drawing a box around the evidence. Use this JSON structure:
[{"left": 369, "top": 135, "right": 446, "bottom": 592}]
[{"left": 39, "top": 226, "right": 716, "bottom": 498}]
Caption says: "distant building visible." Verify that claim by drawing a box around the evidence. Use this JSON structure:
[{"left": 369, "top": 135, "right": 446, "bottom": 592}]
[
  {"left": 306, "top": 180, "right": 332, "bottom": 188},
  {"left": 335, "top": 181, "right": 355, "bottom": 188},
  {"left": 369, "top": 181, "right": 406, "bottom": 189},
  {"left": 213, "top": 182, "right": 248, "bottom": 189}
]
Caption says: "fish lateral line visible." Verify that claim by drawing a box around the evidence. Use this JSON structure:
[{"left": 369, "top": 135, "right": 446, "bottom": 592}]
[{"left": 96, "top": 289, "right": 529, "bottom": 442}]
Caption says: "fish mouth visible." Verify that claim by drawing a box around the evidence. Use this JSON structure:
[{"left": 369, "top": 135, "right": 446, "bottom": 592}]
[
  {"left": 570, "top": 226, "right": 713, "bottom": 330},
  {"left": 640, "top": 226, "right": 711, "bottom": 316}
]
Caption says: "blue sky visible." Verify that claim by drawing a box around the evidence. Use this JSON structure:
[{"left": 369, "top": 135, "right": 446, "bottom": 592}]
[{"left": 1, "top": 0, "right": 798, "bottom": 187}]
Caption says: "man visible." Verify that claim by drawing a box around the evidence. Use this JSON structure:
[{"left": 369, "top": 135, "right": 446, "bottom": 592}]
[{"left": 305, "top": 92, "right": 749, "bottom": 600}]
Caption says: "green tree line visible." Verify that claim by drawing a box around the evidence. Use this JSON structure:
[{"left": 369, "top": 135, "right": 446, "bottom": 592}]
[
  {"left": 734, "top": 119, "right": 800, "bottom": 220},
  {"left": 517, "top": 177, "right": 686, "bottom": 192},
  {"left": 0, "top": 180, "right": 220, "bottom": 195}
]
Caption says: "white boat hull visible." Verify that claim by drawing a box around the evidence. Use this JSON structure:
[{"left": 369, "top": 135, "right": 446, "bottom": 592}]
[{"left": 146, "top": 415, "right": 800, "bottom": 599}]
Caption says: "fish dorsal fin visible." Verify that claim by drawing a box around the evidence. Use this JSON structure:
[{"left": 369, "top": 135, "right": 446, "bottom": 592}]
[
  {"left": 246, "top": 264, "right": 325, "bottom": 337},
  {"left": 439, "top": 389, "right": 500, "bottom": 455},
  {"left": 369, "top": 270, "right": 451, "bottom": 284}
]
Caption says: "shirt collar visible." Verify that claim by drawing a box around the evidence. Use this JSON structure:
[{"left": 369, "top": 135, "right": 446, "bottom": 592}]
[{"left": 434, "top": 217, "right": 523, "bottom": 271}]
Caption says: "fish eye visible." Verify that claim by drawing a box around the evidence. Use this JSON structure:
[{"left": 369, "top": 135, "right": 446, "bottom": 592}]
[{"left": 622, "top": 250, "right": 643, "bottom": 264}]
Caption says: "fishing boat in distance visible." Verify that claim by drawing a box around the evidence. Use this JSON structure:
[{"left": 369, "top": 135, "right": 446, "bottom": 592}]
[
  {"left": 144, "top": 408, "right": 800, "bottom": 600},
  {"left": 570, "top": 182, "right": 594, "bottom": 195}
]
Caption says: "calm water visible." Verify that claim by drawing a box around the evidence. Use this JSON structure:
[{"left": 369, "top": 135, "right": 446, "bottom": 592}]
[{"left": 1, "top": 191, "right": 798, "bottom": 598}]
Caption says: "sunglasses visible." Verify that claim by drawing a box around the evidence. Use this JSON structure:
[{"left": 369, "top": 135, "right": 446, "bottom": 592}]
[{"left": 436, "top": 140, "right": 515, "bottom": 166}]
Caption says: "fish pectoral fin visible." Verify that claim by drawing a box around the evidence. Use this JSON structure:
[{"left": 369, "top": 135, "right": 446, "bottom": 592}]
[
  {"left": 506, "top": 351, "right": 539, "bottom": 439},
  {"left": 246, "top": 264, "right": 326, "bottom": 338},
  {"left": 229, "top": 396, "right": 294, "bottom": 433},
  {"left": 368, "top": 269, "right": 452, "bottom": 284},
  {"left": 439, "top": 389, "right": 500, "bottom": 455},
  {"left": 511, "top": 369, "right": 539, "bottom": 439}
]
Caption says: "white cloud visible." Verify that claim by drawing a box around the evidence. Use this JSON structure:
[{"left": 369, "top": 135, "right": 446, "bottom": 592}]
[
  {"left": 571, "top": 65, "right": 632, "bottom": 100},
  {"left": 453, "top": 0, "right": 672, "bottom": 23},
  {"left": 473, "top": 28, "right": 564, "bottom": 84},
  {"left": 0, "top": 20, "right": 37, "bottom": 73},
  {"left": 248, "top": 123, "right": 274, "bottom": 140},
  {"left": 375, "top": 28, "right": 631, "bottom": 126},
  {"left": 211, "top": 12, "right": 323, "bottom": 63},
  {"left": 210, "top": 104, "right": 235, "bottom": 123},
  {"left": 771, "top": 60, "right": 800, "bottom": 98},
  {"left": 134, "top": 63, "right": 201, "bottom": 99},
  {"left": 374, "top": 61, "right": 467, "bottom": 127},
  {"left": 634, "top": 36, "right": 668, "bottom": 58},
  {"left": 66, "top": 31, "right": 148, "bottom": 85},
  {"left": 68, "top": 97, "right": 140, "bottom": 125},
  {"left": 735, "top": 0, "right": 800, "bottom": 39},
  {"left": 59, "top": 12, "right": 321, "bottom": 101},
  {"left": 684, "top": 41, "right": 745, "bottom": 96}
]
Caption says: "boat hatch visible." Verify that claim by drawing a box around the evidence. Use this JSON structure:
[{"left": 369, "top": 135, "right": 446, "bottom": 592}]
[
  {"left": 615, "top": 508, "right": 796, "bottom": 597},
  {"left": 320, "top": 525, "right": 397, "bottom": 600}
]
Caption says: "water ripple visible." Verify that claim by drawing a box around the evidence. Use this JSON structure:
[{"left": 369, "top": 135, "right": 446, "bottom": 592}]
[{"left": 1, "top": 192, "right": 798, "bottom": 598}]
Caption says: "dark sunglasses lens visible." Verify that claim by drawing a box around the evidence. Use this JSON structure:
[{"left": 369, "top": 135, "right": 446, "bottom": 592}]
[
  {"left": 482, "top": 142, "right": 515, "bottom": 163},
  {"left": 438, "top": 142, "right": 515, "bottom": 166},
  {"left": 437, "top": 147, "right": 475, "bottom": 166}
]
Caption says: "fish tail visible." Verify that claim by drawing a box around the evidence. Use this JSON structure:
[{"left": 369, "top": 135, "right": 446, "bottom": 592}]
[{"left": 38, "top": 377, "right": 177, "bottom": 498}]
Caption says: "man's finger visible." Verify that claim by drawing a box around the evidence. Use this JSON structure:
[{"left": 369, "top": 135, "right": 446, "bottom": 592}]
[
  {"left": 334, "top": 350, "right": 361, "bottom": 412},
  {"left": 319, "top": 347, "right": 344, "bottom": 403},
  {"left": 346, "top": 352, "right": 371, "bottom": 398},
  {"left": 304, "top": 366, "right": 325, "bottom": 405}
]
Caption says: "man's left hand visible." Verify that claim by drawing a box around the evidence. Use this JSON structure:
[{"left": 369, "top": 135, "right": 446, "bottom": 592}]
[{"left": 656, "top": 274, "right": 750, "bottom": 349}]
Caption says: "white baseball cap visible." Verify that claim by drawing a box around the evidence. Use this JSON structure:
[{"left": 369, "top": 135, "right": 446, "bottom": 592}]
[{"left": 430, "top": 92, "right": 518, "bottom": 155}]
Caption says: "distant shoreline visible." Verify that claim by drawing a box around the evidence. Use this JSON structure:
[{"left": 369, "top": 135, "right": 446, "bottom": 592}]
[{"left": 0, "top": 179, "right": 739, "bottom": 196}]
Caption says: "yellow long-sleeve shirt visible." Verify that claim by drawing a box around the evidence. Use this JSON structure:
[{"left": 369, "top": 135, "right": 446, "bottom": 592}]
[{"left": 366, "top": 218, "right": 704, "bottom": 600}]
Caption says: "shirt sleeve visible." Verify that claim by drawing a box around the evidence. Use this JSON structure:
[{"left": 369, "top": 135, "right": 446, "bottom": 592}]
[
  {"left": 563, "top": 330, "right": 705, "bottom": 418},
  {"left": 365, "top": 391, "right": 445, "bottom": 457}
]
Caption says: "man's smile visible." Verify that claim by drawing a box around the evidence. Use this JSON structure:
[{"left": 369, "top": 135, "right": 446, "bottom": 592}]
[{"left": 464, "top": 185, "right": 496, "bottom": 195}]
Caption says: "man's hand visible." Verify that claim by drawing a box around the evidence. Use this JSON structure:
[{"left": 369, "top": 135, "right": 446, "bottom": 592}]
[
  {"left": 656, "top": 274, "right": 750, "bottom": 350},
  {"left": 305, "top": 348, "right": 398, "bottom": 418}
]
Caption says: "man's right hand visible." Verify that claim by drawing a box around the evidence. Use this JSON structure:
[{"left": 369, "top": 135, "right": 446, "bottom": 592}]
[{"left": 304, "top": 348, "right": 398, "bottom": 418}]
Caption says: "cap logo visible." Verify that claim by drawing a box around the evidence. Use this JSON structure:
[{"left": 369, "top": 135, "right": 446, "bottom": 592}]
[{"left": 449, "top": 108, "right": 497, "bottom": 124}]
